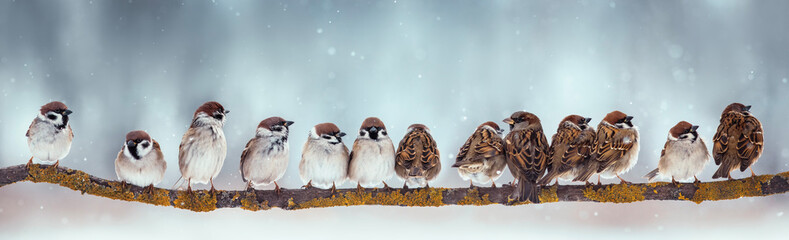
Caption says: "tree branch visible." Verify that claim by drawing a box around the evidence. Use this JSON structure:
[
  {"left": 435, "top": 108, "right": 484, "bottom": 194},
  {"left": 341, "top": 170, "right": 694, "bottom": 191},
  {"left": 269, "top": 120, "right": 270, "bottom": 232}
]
[{"left": 2, "top": 164, "right": 788, "bottom": 212}]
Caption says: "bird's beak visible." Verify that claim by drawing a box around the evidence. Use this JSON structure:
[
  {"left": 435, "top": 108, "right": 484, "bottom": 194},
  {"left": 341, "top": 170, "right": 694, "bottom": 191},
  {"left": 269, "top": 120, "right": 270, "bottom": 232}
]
[
  {"left": 338, "top": 132, "right": 346, "bottom": 138},
  {"left": 370, "top": 126, "right": 378, "bottom": 133},
  {"left": 497, "top": 129, "right": 505, "bottom": 135},
  {"left": 625, "top": 116, "right": 634, "bottom": 123},
  {"left": 284, "top": 121, "right": 294, "bottom": 127},
  {"left": 584, "top": 118, "right": 592, "bottom": 124},
  {"left": 63, "top": 110, "right": 73, "bottom": 116},
  {"left": 503, "top": 118, "right": 514, "bottom": 125},
  {"left": 224, "top": 110, "right": 230, "bottom": 114},
  {"left": 691, "top": 125, "right": 699, "bottom": 132},
  {"left": 744, "top": 105, "right": 752, "bottom": 112},
  {"left": 126, "top": 140, "right": 136, "bottom": 148}
]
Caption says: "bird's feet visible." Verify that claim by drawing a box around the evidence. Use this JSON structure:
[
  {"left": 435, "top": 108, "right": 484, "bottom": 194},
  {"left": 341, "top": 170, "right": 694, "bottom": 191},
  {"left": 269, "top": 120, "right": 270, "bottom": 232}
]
[
  {"left": 50, "top": 160, "right": 60, "bottom": 169},
  {"left": 694, "top": 176, "right": 701, "bottom": 184},
  {"left": 330, "top": 182, "right": 337, "bottom": 194},
  {"left": 616, "top": 175, "right": 631, "bottom": 185},
  {"left": 671, "top": 177, "right": 680, "bottom": 187},
  {"left": 26, "top": 157, "right": 33, "bottom": 169},
  {"left": 146, "top": 184, "right": 156, "bottom": 195},
  {"left": 490, "top": 181, "right": 497, "bottom": 188},
  {"left": 382, "top": 181, "right": 392, "bottom": 191},
  {"left": 356, "top": 183, "right": 364, "bottom": 192},
  {"left": 274, "top": 181, "right": 282, "bottom": 195},
  {"left": 302, "top": 180, "right": 313, "bottom": 189}
]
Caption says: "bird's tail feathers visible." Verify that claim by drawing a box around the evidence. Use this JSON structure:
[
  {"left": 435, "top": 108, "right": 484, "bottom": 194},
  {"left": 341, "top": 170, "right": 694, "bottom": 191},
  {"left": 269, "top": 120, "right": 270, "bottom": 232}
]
[{"left": 644, "top": 168, "right": 660, "bottom": 182}]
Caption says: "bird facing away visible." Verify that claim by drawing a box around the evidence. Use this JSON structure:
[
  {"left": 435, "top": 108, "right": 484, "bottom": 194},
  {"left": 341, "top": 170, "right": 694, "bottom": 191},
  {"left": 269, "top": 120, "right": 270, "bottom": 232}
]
[
  {"left": 538, "top": 115, "right": 595, "bottom": 186},
  {"left": 26, "top": 101, "right": 74, "bottom": 168},
  {"left": 349, "top": 117, "right": 396, "bottom": 189},
  {"left": 240, "top": 117, "right": 293, "bottom": 192},
  {"left": 115, "top": 130, "right": 166, "bottom": 193},
  {"left": 452, "top": 121, "right": 507, "bottom": 187},
  {"left": 503, "top": 111, "right": 549, "bottom": 203},
  {"left": 644, "top": 121, "right": 709, "bottom": 184},
  {"left": 178, "top": 101, "right": 229, "bottom": 192},
  {"left": 712, "top": 103, "right": 763, "bottom": 179},
  {"left": 395, "top": 124, "right": 441, "bottom": 188}
]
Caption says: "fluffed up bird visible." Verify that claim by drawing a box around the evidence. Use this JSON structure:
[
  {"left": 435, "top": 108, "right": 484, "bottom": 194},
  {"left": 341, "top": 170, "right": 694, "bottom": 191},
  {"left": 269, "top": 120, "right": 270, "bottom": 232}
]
[
  {"left": 575, "top": 111, "right": 640, "bottom": 184},
  {"left": 299, "top": 123, "right": 349, "bottom": 191},
  {"left": 452, "top": 121, "right": 507, "bottom": 188},
  {"left": 504, "top": 111, "right": 548, "bottom": 203},
  {"left": 538, "top": 115, "right": 595, "bottom": 186},
  {"left": 26, "top": 101, "right": 74, "bottom": 168},
  {"left": 348, "top": 117, "right": 396, "bottom": 189},
  {"left": 115, "top": 130, "right": 166, "bottom": 193},
  {"left": 178, "top": 101, "right": 229, "bottom": 193},
  {"left": 644, "top": 121, "right": 709, "bottom": 184},
  {"left": 395, "top": 124, "right": 441, "bottom": 188},
  {"left": 712, "top": 103, "right": 763, "bottom": 179},
  {"left": 240, "top": 117, "right": 293, "bottom": 193}
]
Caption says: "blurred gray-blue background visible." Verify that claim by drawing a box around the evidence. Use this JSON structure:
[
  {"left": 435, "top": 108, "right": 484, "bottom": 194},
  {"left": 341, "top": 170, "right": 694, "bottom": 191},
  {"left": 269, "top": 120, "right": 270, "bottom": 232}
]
[{"left": 1, "top": 0, "right": 788, "bottom": 239}]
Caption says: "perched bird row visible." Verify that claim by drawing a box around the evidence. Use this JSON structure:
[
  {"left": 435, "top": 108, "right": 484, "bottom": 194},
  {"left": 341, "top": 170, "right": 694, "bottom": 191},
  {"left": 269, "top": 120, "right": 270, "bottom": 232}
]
[{"left": 24, "top": 101, "right": 763, "bottom": 203}]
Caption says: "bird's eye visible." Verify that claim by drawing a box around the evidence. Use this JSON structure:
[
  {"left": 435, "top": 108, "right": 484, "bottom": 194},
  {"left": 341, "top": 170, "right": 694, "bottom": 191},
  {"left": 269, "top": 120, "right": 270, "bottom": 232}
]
[
  {"left": 141, "top": 143, "right": 150, "bottom": 148},
  {"left": 47, "top": 114, "right": 57, "bottom": 120}
]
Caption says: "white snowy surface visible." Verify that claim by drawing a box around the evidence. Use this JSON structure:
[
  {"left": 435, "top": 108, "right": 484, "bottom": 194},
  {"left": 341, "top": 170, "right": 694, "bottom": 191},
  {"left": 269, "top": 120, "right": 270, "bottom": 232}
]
[{"left": 1, "top": 0, "right": 789, "bottom": 238}]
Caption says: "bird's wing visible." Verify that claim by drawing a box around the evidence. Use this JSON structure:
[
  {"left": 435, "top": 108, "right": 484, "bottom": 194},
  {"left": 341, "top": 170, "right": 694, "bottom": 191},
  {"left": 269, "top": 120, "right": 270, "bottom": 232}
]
[
  {"left": 239, "top": 138, "right": 256, "bottom": 182},
  {"left": 712, "top": 116, "right": 732, "bottom": 166},
  {"left": 595, "top": 124, "right": 635, "bottom": 171},
  {"left": 737, "top": 116, "right": 764, "bottom": 171},
  {"left": 505, "top": 128, "right": 548, "bottom": 180}
]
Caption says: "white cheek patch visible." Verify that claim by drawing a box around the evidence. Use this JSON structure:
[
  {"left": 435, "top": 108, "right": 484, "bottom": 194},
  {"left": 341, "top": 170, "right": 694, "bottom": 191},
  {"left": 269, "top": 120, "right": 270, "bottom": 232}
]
[
  {"left": 122, "top": 144, "right": 134, "bottom": 159},
  {"left": 137, "top": 140, "right": 153, "bottom": 157}
]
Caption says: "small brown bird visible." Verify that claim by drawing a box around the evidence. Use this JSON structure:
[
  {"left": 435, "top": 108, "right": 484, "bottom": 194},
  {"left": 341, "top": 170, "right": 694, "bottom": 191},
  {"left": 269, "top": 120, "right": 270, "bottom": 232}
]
[
  {"left": 537, "top": 115, "right": 595, "bottom": 186},
  {"left": 452, "top": 121, "right": 507, "bottom": 188},
  {"left": 644, "top": 121, "right": 709, "bottom": 184},
  {"left": 395, "top": 124, "right": 441, "bottom": 188},
  {"left": 178, "top": 101, "right": 229, "bottom": 192},
  {"left": 348, "top": 117, "right": 396, "bottom": 189},
  {"left": 240, "top": 117, "right": 293, "bottom": 192},
  {"left": 503, "top": 111, "right": 548, "bottom": 203},
  {"left": 299, "top": 123, "right": 349, "bottom": 191},
  {"left": 26, "top": 101, "right": 74, "bottom": 168},
  {"left": 712, "top": 103, "right": 763, "bottom": 179},
  {"left": 115, "top": 130, "right": 166, "bottom": 193},
  {"left": 575, "top": 111, "right": 640, "bottom": 184}
]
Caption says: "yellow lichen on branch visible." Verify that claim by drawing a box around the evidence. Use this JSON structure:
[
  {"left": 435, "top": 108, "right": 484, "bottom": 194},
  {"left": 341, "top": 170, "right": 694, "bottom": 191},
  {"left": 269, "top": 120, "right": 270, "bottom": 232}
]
[
  {"left": 583, "top": 183, "right": 646, "bottom": 203},
  {"left": 291, "top": 188, "right": 445, "bottom": 209},
  {"left": 457, "top": 188, "right": 495, "bottom": 205},
  {"left": 690, "top": 175, "right": 773, "bottom": 204}
]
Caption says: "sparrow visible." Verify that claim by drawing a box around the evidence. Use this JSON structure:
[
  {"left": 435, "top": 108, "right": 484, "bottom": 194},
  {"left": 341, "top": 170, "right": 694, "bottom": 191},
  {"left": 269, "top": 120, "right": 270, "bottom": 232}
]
[
  {"left": 395, "top": 124, "right": 441, "bottom": 188},
  {"left": 537, "top": 115, "right": 595, "bottom": 186},
  {"left": 503, "top": 111, "right": 548, "bottom": 203},
  {"left": 581, "top": 110, "right": 640, "bottom": 184},
  {"left": 712, "top": 103, "right": 764, "bottom": 179},
  {"left": 178, "top": 101, "right": 229, "bottom": 192},
  {"left": 348, "top": 117, "right": 396, "bottom": 189},
  {"left": 644, "top": 121, "right": 709, "bottom": 184},
  {"left": 240, "top": 117, "right": 294, "bottom": 192},
  {"left": 114, "top": 130, "right": 166, "bottom": 193},
  {"left": 26, "top": 101, "right": 74, "bottom": 168},
  {"left": 452, "top": 121, "right": 507, "bottom": 188},
  {"left": 299, "top": 122, "right": 349, "bottom": 191}
]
